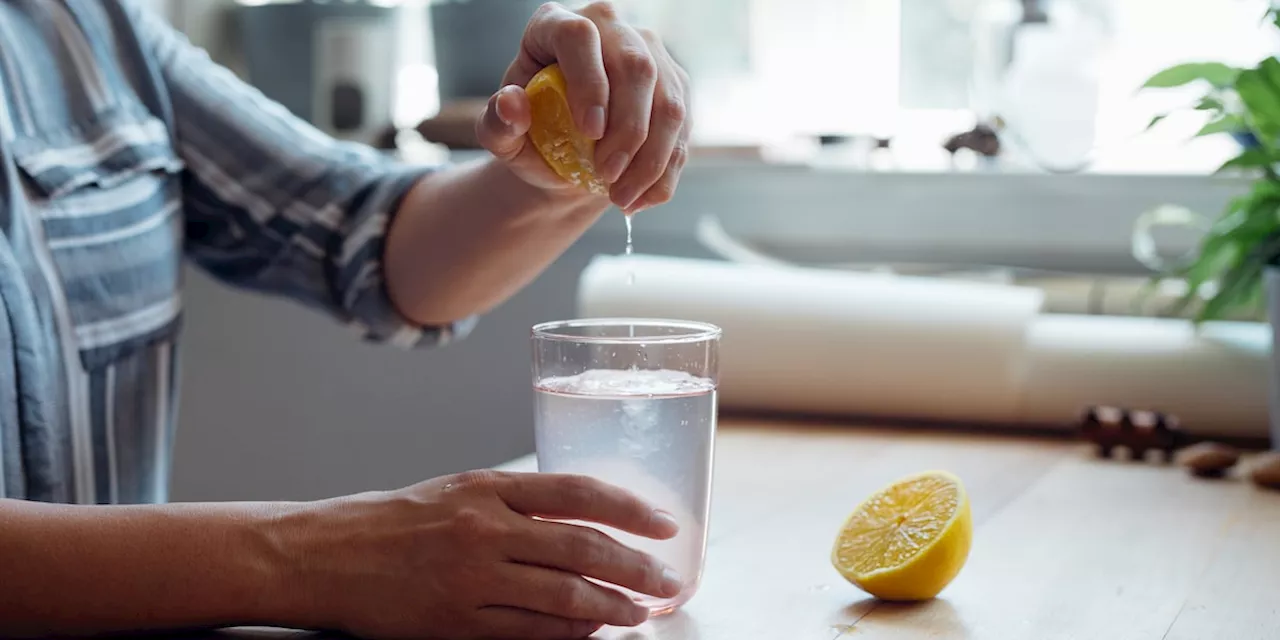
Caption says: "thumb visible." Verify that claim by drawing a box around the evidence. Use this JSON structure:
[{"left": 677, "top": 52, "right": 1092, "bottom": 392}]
[{"left": 476, "top": 85, "right": 531, "bottom": 161}]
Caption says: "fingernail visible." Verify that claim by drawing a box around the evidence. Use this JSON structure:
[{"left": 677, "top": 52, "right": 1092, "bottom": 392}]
[
  {"left": 584, "top": 106, "right": 606, "bottom": 139},
  {"left": 660, "top": 566, "right": 684, "bottom": 597},
  {"left": 601, "top": 151, "right": 630, "bottom": 184},
  {"left": 495, "top": 90, "right": 513, "bottom": 126},
  {"left": 651, "top": 509, "right": 679, "bottom": 535}
]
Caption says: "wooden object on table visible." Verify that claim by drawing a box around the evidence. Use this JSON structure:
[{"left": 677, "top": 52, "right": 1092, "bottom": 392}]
[
  {"left": 414, "top": 99, "right": 488, "bottom": 149},
  {"left": 1078, "top": 405, "right": 1187, "bottom": 462},
  {"left": 170, "top": 417, "right": 1280, "bottom": 640}
]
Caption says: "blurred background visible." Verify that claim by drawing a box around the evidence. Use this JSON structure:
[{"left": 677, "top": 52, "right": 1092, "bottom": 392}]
[{"left": 143, "top": 0, "right": 1280, "bottom": 501}]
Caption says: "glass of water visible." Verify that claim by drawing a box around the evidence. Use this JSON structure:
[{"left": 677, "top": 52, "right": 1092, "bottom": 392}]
[{"left": 531, "top": 318, "right": 721, "bottom": 615}]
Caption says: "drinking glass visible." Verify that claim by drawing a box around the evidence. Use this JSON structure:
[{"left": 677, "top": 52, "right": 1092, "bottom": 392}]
[{"left": 531, "top": 318, "right": 721, "bottom": 615}]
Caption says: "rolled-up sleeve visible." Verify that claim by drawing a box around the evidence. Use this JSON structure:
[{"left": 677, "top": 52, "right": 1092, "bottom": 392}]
[{"left": 124, "top": 1, "right": 474, "bottom": 348}]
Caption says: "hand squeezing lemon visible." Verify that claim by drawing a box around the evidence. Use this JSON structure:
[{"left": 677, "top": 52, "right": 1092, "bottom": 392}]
[{"left": 831, "top": 471, "right": 973, "bottom": 601}]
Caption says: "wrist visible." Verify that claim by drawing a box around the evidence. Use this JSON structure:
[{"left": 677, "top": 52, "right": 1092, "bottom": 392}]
[{"left": 232, "top": 501, "right": 320, "bottom": 628}]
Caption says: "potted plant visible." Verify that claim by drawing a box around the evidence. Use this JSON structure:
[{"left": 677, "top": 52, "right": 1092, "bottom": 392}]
[
  {"left": 1142, "top": 11, "right": 1280, "bottom": 320},
  {"left": 1140, "top": 8, "right": 1280, "bottom": 448}
]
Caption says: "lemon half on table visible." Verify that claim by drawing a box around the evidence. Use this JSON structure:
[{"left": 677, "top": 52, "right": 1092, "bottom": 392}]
[
  {"left": 525, "top": 63, "right": 608, "bottom": 195},
  {"left": 831, "top": 471, "right": 973, "bottom": 601}
]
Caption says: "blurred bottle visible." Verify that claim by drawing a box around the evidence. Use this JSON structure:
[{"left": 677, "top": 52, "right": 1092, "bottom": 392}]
[{"left": 970, "top": 0, "right": 1113, "bottom": 172}]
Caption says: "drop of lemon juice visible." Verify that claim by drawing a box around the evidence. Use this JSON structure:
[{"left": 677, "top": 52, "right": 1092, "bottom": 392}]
[{"left": 624, "top": 212, "right": 635, "bottom": 338}]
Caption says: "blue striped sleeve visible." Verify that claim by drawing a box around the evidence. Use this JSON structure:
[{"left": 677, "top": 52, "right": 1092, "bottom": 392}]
[{"left": 123, "top": 1, "right": 475, "bottom": 348}]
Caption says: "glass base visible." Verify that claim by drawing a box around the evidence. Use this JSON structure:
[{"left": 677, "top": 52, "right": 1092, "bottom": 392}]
[{"left": 633, "top": 579, "right": 700, "bottom": 616}]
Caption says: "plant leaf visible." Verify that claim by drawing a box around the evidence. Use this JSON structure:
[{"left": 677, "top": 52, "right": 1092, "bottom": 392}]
[
  {"left": 1215, "top": 146, "right": 1274, "bottom": 173},
  {"left": 1196, "top": 115, "right": 1244, "bottom": 137},
  {"left": 1145, "top": 114, "right": 1168, "bottom": 131},
  {"left": 1195, "top": 95, "right": 1226, "bottom": 112},
  {"left": 1143, "top": 62, "right": 1241, "bottom": 89},
  {"left": 1236, "top": 59, "right": 1280, "bottom": 145}
]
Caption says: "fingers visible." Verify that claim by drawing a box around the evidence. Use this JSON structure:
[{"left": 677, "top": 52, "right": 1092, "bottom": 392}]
[
  {"left": 491, "top": 564, "right": 649, "bottom": 628},
  {"left": 509, "top": 520, "right": 684, "bottom": 599},
  {"left": 477, "top": 607, "right": 603, "bottom": 640},
  {"left": 612, "top": 33, "right": 689, "bottom": 212},
  {"left": 579, "top": 4, "right": 658, "bottom": 187},
  {"left": 506, "top": 2, "right": 609, "bottom": 139},
  {"left": 496, "top": 473, "right": 680, "bottom": 540},
  {"left": 477, "top": 85, "right": 532, "bottom": 161},
  {"left": 626, "top": 138, "right": 689, "bottom": 214}
]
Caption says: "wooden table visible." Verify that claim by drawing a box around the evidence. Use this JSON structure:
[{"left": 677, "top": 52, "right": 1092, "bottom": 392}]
[{"left": 214, "top": 417, "right": 1280, "bottom": 639}]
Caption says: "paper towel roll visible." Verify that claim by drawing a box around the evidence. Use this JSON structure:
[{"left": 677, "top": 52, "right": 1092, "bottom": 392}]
[
  {"left": 1017, "top": 316, "right": 1271, "bottom": 438},
  {"left": 577, "top": 255, "right": 1274, "bottom": 438},
  {"left": 578, "top": 255, "right": 1045, "bottom": 423}
]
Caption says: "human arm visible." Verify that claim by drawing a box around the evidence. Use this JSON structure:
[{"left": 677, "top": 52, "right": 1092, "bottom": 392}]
[
  {"left": 385, "top": 2, "right": 693, "bottom": 324},
  {"left": 124, "top": 0, "right": 690, "bottom": 332},
  {"left": 0, "top": 472, "right": 681, "bottom": 639},
  {"left": 0, "top": 498, "right": 285, "bottom": 637}
]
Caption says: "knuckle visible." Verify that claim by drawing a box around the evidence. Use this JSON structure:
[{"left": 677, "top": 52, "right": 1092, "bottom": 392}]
[
  {"left": 559, "top": 475, "right": 601, "bottom": 511},
  {"left": 569, "top": 528, "right": 614, "bottom": 570},
  {"left": 636, "top": 554, "right": 665, "bottom": 592},
  {"left": 551, "top": 579, "right": 589, "bottom": 615},
  {"left": 635, "top": 27, "right": 661, "bottom": 45},
  {"left": 658, "top": 94, "right": 686, "bottom": 123},
  {"left": 614, "top": 121, "right": 649, "bottom": 150},
  {"left": 638, "top": 157, "right": 668, "bottom": 183},
  {"left": 534, "top": 2, "right": 563, "bottom": 20},
  {"left": 584, "top": 1, "right": 619, "bottom": 21},
  {"left": 559, "top": 16, "right": 598, "bottom": 44},
  {"left": 648, "top": 181, "right": 675, "bottom": 205},
  {"left": 618, "top": 49, "right": 657, "bottom": 83},
  {"left": 450, "top": 507, "right": 492, "bottom": 540},
  {"left": 671, "top": 143, "right": 689, "bottom": 170},
  {"left": 451, "top": 469, "right": 501, "bottom": 492}
]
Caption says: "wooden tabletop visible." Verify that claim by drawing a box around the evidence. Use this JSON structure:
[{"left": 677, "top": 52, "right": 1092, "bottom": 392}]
[{"left": 213, "top": 418, "right": 1280, "bottom": 639}]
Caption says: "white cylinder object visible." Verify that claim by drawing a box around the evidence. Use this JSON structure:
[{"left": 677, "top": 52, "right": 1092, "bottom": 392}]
[
  {"left": 577, "top": 255, "right": 1274, "bottom": 439},
  {"left": 578, "top": 255, "right": 1045, "bottom": 424}
]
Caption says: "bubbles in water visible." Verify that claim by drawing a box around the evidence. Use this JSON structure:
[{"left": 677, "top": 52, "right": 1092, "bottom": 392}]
[
  {"left": 536, "top": 369, "right": 716, "bottom": 397},
  {"left": 621, "top": 397, "right": 663, "bottom": 456}
]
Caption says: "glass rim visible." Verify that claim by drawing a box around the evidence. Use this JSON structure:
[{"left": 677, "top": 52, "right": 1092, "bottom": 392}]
[{"left": 531, "top": 318, "right": 722, "bottom": 345}]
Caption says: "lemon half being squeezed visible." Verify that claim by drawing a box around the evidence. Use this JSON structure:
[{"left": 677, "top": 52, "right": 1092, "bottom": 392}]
[
  {"left": 525, "top": 64, "right": 608, "bottom": 195},
  {"left": 831, "top": 471, "right": 973, "bottom": 601}
]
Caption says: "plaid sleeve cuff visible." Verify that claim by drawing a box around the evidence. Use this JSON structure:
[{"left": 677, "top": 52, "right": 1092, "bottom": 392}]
[{"left": 340, "top": 164, "right": 479, "bottom": 350}]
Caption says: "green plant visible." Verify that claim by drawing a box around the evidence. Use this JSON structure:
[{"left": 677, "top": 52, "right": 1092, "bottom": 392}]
[{"left": 1141, "top": 9, "right": 1280, "bottom": 323}]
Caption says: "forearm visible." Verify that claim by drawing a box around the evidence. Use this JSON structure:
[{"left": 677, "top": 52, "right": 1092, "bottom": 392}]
[
  {"left": 0, "top": 498, "right": 294, "bottom": 637},
  {"left": 384, "top": 157, "right": 611, "bottom": 326}
]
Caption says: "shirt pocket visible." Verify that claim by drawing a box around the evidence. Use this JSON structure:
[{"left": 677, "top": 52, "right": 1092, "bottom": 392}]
[{"left": 10, "top": 102, "right": 185, "bottom": 370}]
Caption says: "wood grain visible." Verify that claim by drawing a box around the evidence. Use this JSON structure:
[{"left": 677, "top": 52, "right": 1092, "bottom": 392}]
[{"left": 209, "top": 418, "right": 1279, "bottom": 640}]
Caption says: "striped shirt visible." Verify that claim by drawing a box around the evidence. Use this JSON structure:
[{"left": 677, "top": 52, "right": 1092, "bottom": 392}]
[{"left": 0, "top": 0, "right": 473, "bottom": 504}]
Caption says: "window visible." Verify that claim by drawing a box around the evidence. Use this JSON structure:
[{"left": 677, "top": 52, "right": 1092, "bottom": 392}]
[{"left": 610, "top": 0, "right": 1279, "bottom": 174}]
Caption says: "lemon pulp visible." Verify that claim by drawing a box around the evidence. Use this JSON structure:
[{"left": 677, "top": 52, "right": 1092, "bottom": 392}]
[
  {"left": 525, "top": 64, "right": 607, "bottom": 195},
  {"left": 831, "top": 471, "right": 973, "bottom": 601}
]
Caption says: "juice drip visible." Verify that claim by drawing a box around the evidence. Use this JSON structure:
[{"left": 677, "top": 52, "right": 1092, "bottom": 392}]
[
  {"left": 624, "top": 212, "right": 635, "bottom": 284},
  {"left": 624, "top": 212, "right": 636, "bottom": 338}
]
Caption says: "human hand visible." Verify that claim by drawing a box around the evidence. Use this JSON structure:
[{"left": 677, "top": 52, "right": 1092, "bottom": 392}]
[
  {"left": 475, "top": 1, "right": 692, "bottom": 214},
  {"left": 272, "top": 470, "right": 682, "bottom": 640}
]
